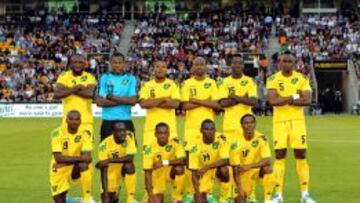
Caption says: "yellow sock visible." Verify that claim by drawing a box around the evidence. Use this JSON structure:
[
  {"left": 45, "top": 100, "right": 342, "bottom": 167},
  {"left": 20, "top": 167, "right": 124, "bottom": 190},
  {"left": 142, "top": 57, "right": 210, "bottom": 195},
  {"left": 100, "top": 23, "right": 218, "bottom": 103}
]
[
  {"left": 80, "top": 165, "right": 93, "bottom": 202},
  {"left": 296, "top": 159, "right": 309, "bottom": 192},
  {"left": 262, "top": 174, "right": 275, "bottom": 201},
  {"left": 185, "top": 169, "right": 194, "bottom": 195},
  {"left": 172, "top": 173, "right": 186, "bottom": 201},
  {"left": 125, "top": 173, "right": 137, "bottom": 202},
  {"left": 273, "top": 159, "right": 286, "bottom": 194}
]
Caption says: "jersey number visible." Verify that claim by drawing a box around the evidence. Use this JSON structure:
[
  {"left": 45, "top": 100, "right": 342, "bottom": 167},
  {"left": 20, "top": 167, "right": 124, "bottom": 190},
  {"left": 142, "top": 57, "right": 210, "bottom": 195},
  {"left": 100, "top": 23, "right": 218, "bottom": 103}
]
[
  {"left": 242, "top": 149, "right": 249, "bottom": 158},
  {"left": 150, "top": 89, "right": 155, "bottom": 98},
  {"left": 279, "top": 82, "right": 285, "bottom": 91},
  {"left": 301, "top": 135, "right": 306, "bottom": 144},
  {"left": 112, "top": 152, "right": 120, "bottom": 159},
  {"left": 63, "top": 141, "right": 68, "bottom": 150},
  {"left": 228, "top": 86, "right": 235, "bottom": 95},
  {"left": 190, "top": 87, "right": 197, "bottom": 97},
  {"left": 202, "top": 153, "right": 210, "bottom": 162},
  {"left": 156, "top": 154, "right": 162, "bottom": 161}
]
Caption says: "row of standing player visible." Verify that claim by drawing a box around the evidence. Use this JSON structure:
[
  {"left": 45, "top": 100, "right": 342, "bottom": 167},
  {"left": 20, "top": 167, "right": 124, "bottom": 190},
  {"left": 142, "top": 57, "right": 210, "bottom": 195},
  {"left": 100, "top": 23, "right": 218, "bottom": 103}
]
[{"left": 50, "top": 52, "right": 316, "bottom": 203}]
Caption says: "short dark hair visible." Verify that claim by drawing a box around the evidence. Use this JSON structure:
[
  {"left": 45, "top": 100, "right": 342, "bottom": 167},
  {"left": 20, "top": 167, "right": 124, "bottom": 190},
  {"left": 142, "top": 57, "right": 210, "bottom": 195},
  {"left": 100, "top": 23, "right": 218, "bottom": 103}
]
[
  {"left": 111, "top": 52, "right": 125, "bottom": 61},
  {"left": 201, "top": 119, "right": 214, "bottom": 128},
  {"left": 155, "top": 122, "right": 169, "bottom": 130},
  {"left": 282, "top": 50, "right": 295, "bottom": 57},
  {"left": 240, "top": 114, "right": 256, "bottom": 124}
]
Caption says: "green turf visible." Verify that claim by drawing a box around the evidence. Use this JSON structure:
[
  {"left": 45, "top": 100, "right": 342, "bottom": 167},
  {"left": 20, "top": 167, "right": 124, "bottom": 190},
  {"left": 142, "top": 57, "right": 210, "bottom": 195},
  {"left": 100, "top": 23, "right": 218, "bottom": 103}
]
[{"left": 0, "top": 115, "right": 359, "bottom": 203}]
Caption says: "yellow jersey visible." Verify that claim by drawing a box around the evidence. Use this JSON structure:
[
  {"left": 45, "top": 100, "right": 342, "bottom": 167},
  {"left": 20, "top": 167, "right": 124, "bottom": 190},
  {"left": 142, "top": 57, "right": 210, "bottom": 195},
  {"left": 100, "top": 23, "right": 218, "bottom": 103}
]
[
  {"left": 139, "top": 78, "right": 180, "bottom": 134},
  {"left": 230, "top": 131, "right": 271, "bottom": 166},
  {"left": 188, "top": 133, "right": 230, "bottom": 170},
  {"left": 50, "top": 127, "right": 93, "bottom": 167},
  {"left": 266, "top": 71, "right": 311, "bottom": 122},
  {"left": 56, "top": 70, "right": 96, "bottom": 124},
  {"left": 181, "top": 77, "right": 219, "bottom": 130},
  {"left": 219, "top": 75, "right": 258, "bottom": 131},
  {"left": 98, "top": 131, "right": 137, "bottom": 161},
  {"left": 143, "top": 138, "right": 185, "bottom": 170}
]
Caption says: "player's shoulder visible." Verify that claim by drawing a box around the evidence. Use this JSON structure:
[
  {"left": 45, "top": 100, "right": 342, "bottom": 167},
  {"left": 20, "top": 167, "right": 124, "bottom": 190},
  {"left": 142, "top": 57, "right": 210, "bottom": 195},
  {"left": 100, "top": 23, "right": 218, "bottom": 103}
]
[
  {"left": 57, "top": 70, "right": 71, "bottom": 79},
  {"left": 203, "top": 77, "right": 216, "bottom": 88},
  {"left": 126, "top": 131, "right": 135, "bottom": 141},
  {"left": 254, "top": 131, "right": 269, "bottom": 143},
  {"left": 83, "top": 71, "right": 96, "bottom": 79},
  {"left": 267, "top": 72, "right": 281, "bottom": 81},
  {"left": 50, "top": 127, "right": 61, "bottom": 138},
  {"left": 170, "top": 137, "right": 182, "bottom": 146}
]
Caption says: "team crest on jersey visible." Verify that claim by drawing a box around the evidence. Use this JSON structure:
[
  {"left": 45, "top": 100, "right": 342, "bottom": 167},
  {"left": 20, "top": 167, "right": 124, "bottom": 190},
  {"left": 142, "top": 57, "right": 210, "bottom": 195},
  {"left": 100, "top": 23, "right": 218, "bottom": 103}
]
[
  {"left": 99, "top": 143, "right": 106, "bottom": 152},
  {"left": 163, "top": 83, "right": 171, "bottom": 90},
  {"left": 204, "top": 83, "right": 211, "bottom": 89},
  {"left": 240, "top": 80, "right": 248, "bottom": 86},
  {"left": 121, "top": 79, "right": 129, "bottom": 85},
  {"left": 251, "top": 140, "right": 259, "bottom": 147},
  {"left": 80, "top": 75, "right": 87, "bottom": 82},
  {"left": 291, "top": 78, "right": 298, "bottom": 84},
  {"left": 144, "top": 146, "right": 152, "bottom": 155},
  {"left": 165, "top": 145, "right": 172, "bottom": 152},
  {"left": 212, "top": 142, "right": 219, "bottom": 150},
  {"left": 190, "top": 145, "right": 198, "bottom": 153},
  {"left": 74, "top": 135, "right": 81, "bottom": 143},
  {"left": 231, "top": 142, "right": 238, "bottom": 150},
  {"left": 121, "top": 141, "right": 127, "bottom": 148},
  {"left": 71, "top": 79, "right": 76, "bottom": 85}
]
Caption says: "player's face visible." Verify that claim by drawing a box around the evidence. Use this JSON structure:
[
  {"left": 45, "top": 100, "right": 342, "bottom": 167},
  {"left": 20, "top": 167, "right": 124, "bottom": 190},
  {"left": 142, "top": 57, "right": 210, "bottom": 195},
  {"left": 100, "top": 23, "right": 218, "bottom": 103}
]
[
  {"left": 192, "top": 59, "right": 207, "bottom": 77},
  {"left": 201, "top": 122, "right": 215, "bottom": 142},
  {"left": 231, "top": 57, "right": 244, "bottom": 76},
  {"left": 71, "top": 56, "right": 85, "bottom": 75},
  {"left": 113, "top": 123, "right": 127, "bottom": 143},
  {"left": 110, "top": 56, "right": 125, "bottom": 74},
  {"left": 279, "top": 54, "right": 295, "bottom": 73},
  {"left": 66, "top": 111, "right": 81, "bottom": 131},
  {"left": 241, "top": 116, "right": 256, "bottom": 136},
  {"left": 154, "top": 61, "right": 167, "bottom": 80},
  {"left": 155, "top": 126, "right": 169, "bottom": 146}
]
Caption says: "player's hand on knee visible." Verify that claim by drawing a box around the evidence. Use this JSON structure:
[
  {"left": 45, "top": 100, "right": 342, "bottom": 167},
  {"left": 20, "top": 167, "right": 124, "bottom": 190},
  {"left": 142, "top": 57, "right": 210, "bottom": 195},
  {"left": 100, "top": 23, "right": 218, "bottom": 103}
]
[
  {"left": 152, "top": 161, "right": 163, "bottom": 170},
  {"left": 80, "top": 155, "right": 92, "bottom": 164},
  {"left": 78, "top": 162, "right": 89, "bottom": 172}
]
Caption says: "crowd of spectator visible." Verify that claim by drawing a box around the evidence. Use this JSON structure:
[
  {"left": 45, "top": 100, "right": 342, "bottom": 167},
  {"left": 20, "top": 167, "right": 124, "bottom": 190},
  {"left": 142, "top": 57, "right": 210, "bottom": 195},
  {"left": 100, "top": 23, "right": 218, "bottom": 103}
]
[
  {"left": 0, "top": 4, "right": 359, "bottom": 103},
  {"left": 0, "top": 12, "right": 124, "bottom": 102},
  {"left": 127, "top": 6, "right": 271, "bottom": 85}
]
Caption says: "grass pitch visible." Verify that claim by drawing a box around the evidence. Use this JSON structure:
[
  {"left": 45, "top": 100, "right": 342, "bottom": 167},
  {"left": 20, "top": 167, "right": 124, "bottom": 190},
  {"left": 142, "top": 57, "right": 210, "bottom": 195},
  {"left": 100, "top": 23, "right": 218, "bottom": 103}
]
[{"left": 0, "top": 115, "right": 359, "bottom": 203}]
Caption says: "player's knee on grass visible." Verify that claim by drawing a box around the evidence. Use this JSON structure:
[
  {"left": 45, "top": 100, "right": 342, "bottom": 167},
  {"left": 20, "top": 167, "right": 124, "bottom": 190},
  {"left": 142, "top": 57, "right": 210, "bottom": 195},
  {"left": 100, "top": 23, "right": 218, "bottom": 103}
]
[
  {"left": 53, "top": 191, "right": 67, "bottom": 203},
  {"left": 216, "top": 166, "right": 230, "bottom": 182},
  {"left": 275, "top": 149, "right": 287, "bottom": 159},
  {"left": 121, "top": 162, "right": 135, "bottom": 176},
  {"left": 294, "top": 149, "right": 307, "bottom": 159},
  {"left": 170, "top": 165, "right": 185, "bottom": 179}
]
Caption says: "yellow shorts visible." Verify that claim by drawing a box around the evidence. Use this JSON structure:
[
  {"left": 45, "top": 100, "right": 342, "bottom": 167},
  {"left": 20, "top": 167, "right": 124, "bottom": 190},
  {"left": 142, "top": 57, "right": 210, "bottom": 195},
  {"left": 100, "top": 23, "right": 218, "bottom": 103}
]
[
  {"left": 232, "top": 169, "right": 261, "bottom": 197},
  {"left": 102, "top": 164, "right": 123, "bottom": 193},
  {"left": 273, "top": 120, "right": 307, "bottom": 149},
  {"left": 198, "top": 169, "right": 216, "bottom": 193},
  {"left": 143, "top": 130, "right": 178, "bottom": 146},
  {"left": 50, "top": 165, "right": 73, "bottom": 196},
  {"left": 184, "top": 128, "right": 201, "bottom": 151},
  {"left": 152, "top": 167, "right": 173, "bottom": 195}
]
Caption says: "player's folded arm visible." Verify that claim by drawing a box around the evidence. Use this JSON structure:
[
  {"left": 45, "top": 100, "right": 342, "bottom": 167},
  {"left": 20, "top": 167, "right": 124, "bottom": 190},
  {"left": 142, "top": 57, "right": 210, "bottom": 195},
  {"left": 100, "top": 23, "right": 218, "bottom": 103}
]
[
  {"left": 75, "top": 84, "right": 96, "bottom": 99},
  {"left": 107, "top": 95, "right": 138, "bottom": 105},
  {"left": 267, "top": 88, "right": 292, "bottom": 106}
]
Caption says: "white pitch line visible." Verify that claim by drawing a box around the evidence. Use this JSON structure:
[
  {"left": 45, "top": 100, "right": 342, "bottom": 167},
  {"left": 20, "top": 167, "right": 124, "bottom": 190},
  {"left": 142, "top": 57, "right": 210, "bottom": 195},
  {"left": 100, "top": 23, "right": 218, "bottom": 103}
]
[{"left": 309, "top": 139, "right": 360, "bottom": 144}]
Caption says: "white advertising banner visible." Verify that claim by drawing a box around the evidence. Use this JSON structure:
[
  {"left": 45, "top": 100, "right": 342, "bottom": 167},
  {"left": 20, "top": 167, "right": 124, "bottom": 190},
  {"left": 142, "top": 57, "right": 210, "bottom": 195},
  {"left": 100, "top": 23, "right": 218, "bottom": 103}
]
[{"left": 0, "top": 104, "right": 146, "bottom": 118}]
